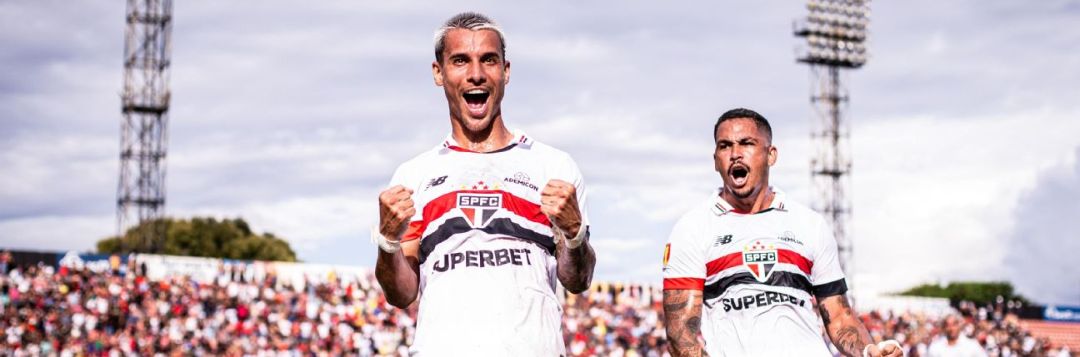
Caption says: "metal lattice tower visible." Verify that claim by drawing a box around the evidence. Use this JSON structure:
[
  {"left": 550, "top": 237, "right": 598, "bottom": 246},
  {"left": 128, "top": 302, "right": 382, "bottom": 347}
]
[
  {"left": 794, "top": 0, "right": 869, "bottom": 279},
  {"left": 117, "top": 0, "right": 172, "bottom": 252}
]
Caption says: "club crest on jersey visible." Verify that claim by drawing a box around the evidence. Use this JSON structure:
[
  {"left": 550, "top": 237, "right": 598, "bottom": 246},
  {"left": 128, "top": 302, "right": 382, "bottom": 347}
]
[
  {"left": 457, "top": 193, "right": 502, "bottom": 227},
  {"left": 742, "top": 240, "right": 778, "bottom": 283},
  {"left": 662, "top": 243, "right": 671, "bottom": 268}
]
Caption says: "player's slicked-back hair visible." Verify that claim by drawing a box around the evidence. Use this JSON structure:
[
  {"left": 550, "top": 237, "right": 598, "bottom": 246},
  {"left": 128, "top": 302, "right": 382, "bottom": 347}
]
[
  {"left": 713, "top": 107, "right": 774, "bottom": 143},
  {"left": 434, "top": 12, "right": 507, "bottom": 64}
]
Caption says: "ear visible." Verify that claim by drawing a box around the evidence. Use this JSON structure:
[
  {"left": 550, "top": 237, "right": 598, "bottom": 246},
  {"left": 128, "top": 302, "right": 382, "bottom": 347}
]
[
  {"left": 713, "top": 145, "right": 723, "bottom": 173},
  {"left": 767, "top": 145, "right": 778, "bottom": 167},
  {"left": 432, "top": 61, "right": 444, "bottom": 87},
  {"left": 503, "top": 60, "right": 511, "bottom": 85}
]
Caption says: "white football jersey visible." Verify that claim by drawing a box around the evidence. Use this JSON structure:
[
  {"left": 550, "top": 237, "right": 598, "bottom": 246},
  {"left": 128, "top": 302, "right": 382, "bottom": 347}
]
[
  {"left": 662, "top": 188, "right": 847, "bottom": 357},
  {"left": 388, "top": 130, "right": 588, "bottom": 356}
]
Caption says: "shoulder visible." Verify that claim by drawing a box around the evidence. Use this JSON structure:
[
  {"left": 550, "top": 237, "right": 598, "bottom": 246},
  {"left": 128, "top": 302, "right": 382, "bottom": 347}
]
[
  {"left": 775, "top": 197, "right": 831, "bottom": 233},
  {"left": 670, "top": 195, "right": 715, "bottom": 236},
  {"left": 524, "top": 138, "right": 577, "bottom": 166},
  {"left": 778, "top": 198, "right": 822, "bottom": 221},
  {"left": 405, "top": 142, "right": 448, "bottom": 165},
  {"left": 521, "top": 136, "right": 585, "bottom": 185},
  {"left": 391, "top": 144, "right": 445, "bottom": 182}
]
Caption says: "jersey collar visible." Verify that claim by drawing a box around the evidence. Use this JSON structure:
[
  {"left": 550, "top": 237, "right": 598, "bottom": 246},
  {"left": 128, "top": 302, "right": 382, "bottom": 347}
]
[
  {"left": 710, "top": 186, "right": 787, "bottom": 216},
  {"left": 441, "top": 128, "right": 533, "bottom": 153}
]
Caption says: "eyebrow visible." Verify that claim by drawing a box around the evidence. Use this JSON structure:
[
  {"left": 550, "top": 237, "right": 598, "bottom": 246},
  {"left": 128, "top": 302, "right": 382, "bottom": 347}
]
[
  {"left": 717, "top": 136, "right": 757, "bottom": 143},
  {"left": 448, "top": 50, "right": 501, "bottom": 58}
]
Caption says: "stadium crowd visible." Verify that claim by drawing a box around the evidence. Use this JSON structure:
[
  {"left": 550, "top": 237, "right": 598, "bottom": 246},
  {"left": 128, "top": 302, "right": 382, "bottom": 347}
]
[
  {"left": 859, "top": 299, "right": 1072, "bottom": 357},
  {"left": 0, "top": 258, "right": 1072, "bottom": 356},
  {"left": 0, "top": 261, "right": 416, "bottom": 356}
]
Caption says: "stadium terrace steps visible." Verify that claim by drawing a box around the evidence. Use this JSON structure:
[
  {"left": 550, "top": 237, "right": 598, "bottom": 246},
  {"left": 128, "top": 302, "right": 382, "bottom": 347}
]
[{"left": 1022, "top": 319, "right": 1080, "bottom": 353}]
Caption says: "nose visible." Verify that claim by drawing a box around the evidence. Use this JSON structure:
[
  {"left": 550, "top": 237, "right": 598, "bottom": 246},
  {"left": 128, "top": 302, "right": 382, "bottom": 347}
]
[
  {"left": 466, "top": 62, "right": 485, "bottom": 86},
  {"left": 728, "top": 145, "right": 743, "bottom": 161}
]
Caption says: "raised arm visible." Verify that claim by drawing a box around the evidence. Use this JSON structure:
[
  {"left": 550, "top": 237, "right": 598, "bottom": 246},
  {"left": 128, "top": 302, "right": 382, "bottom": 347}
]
[
  {"left": 374, "top": 185, "right": 421, "bottom": 308},
  {"left": 541, "top": 179, "right": 595, "bottom": 293},
  {"left": 663, "top": 289, "right": 707, "bottom": 357},
  {"left": 818, "top": 294, "right": 902, "bottom": 357}
]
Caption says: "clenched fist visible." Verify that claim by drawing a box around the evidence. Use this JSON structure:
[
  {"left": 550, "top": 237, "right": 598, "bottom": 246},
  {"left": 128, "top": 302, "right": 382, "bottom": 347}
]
[
  {"left": 865, "top": 340, "right": 903, "bottom": 357},
  {"left": 540, "top": 179, "right": 582, "bottom": 238},
  {"left": 378, "top": 185, "right": 415, "bottom": 240}
]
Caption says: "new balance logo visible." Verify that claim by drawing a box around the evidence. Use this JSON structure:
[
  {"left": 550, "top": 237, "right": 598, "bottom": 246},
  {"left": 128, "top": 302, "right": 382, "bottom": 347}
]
[
  {"left": 425, "top": 175, "right": 448, "bottom": 190},
  {"left": 714, "top": 234, "right": 733, "bottom": 246}
]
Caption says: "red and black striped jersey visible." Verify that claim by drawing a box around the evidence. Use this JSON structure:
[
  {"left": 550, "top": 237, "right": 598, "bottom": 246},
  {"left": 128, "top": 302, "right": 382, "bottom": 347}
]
[
  {"left": 389, "top": 130, "right": 587, "bottom": 356},
  {"left": 662, "top": 188, "right": 847, "bottom": 357}
]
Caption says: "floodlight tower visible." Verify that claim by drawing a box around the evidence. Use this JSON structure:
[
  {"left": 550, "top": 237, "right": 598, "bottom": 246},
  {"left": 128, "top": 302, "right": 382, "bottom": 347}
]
[
  {"left": 794, "top": 0, "right": 869, "bottom": 280},
  {"left": 117, "top": 0, "right": 173, "bottom": 252}
]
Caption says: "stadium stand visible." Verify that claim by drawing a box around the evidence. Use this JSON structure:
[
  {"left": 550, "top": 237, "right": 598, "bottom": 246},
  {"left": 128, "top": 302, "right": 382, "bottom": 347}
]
[
  {"left": 0, "top": 252, "right": 1074, "bottom": 356},
  {"left": 1023, "top": 320, "right": 1080, "bottom": 354}
]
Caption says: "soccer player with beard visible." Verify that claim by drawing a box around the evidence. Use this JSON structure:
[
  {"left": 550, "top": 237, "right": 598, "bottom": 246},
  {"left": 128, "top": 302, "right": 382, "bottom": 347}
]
[
  {"left": 661, "top": 108, "right": 902, "bottom": 357},
  {"left": 372, "top": 12, "right": 596, "bottom": 355}
]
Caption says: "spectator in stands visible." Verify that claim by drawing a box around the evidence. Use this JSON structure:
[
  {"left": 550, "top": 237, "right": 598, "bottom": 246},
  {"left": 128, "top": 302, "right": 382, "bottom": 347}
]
[
  {"left": 928, "top": 315, "right": 988, "bottom": 357},
  {"left": 0, "top": 261, "right": 420, "bottom": 356},
  {"left": 0, "top": 258, "right": 1072, "bottom": 356},
  {"left": 0, "top": 250, "right": 10, "bottom": 274}
]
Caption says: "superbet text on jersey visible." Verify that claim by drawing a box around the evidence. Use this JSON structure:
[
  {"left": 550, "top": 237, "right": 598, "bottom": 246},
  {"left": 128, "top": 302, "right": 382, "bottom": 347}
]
[
  {"left": 663, "top": 188, "right": 848, "bottom": 357},
  {"left": 388, "top": 130, "right": 588, "bottom": 356}
]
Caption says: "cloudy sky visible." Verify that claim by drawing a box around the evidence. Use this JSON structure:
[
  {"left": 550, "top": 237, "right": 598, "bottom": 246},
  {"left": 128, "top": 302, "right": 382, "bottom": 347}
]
[{"left": 2, "top": 1, "right": 1078, "bottom": 304}]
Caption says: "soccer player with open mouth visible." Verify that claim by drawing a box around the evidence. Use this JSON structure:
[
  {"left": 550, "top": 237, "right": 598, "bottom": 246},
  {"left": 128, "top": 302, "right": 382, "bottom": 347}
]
[
  {"left": 372, "top": 12, "right": 596, "bottom": 356},
  {"left": 661, "top": 108, "right": 902, "bottom": 357}
]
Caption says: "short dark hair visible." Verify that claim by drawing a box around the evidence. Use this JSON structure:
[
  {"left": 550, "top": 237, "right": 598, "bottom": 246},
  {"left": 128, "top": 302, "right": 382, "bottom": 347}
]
[
  {"left": 713, "top": 108, "right": 773, "bottom": 143},
  {"left": 434, "top": 12, "right": 507, "bottom": 64}
]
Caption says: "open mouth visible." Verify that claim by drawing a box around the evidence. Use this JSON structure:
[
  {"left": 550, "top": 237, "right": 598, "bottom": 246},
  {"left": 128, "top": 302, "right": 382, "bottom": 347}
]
[
  {"left": 729, "top": 164, "right": 749, "bottom": 187},
  {"left": 463, "top": 89, "right": 490, "bottom": 117}
]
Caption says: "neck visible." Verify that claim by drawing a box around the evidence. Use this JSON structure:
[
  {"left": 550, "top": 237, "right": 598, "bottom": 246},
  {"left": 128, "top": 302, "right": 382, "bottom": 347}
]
[
  {"left": 722, "top": 185, "right": 774, "bottom": 214},
  {"left": 450, "top": 116, "right": 513, "bottom": 152}
]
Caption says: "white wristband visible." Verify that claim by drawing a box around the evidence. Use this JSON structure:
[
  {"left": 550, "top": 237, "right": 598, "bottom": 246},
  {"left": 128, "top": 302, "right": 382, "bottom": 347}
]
[
  {"left": 863, "top": 340, "right": 902, "bottom": 357},
  {"left": 371, "top": 226, "right": 401, "bottom": 254},
  {"left": 555, "top": 225, "right": 588, "bottom": 249}
]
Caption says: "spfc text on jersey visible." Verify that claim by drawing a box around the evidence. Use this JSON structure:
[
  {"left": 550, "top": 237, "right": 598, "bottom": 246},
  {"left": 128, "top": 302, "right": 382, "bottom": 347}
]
[{"left": 457, "top": 193, "right": 502, "bottom": 208}]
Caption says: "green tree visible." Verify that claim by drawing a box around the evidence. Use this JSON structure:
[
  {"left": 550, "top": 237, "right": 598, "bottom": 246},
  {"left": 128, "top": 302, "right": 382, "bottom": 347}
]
[
  {"left": 896, "top": 281, "right": 1030, "bottom": 305},
  {"left": 97, "top": 217, "right": 297, "bottom": 262}
]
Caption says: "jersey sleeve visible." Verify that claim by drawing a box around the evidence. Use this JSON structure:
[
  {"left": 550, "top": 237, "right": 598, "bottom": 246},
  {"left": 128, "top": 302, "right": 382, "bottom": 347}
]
[
  {"left": 810, "top": 215, "right": 847, "bottom": 298},
  {"left": 566, "top": 156, "right": 589, "bottom": 227},
  {"left": 387, "top": 162, "right": 425, "bottom": 242},
  {"left": 662, "top": 211, "right": 706, "bottom": 291},
  {"left": 548, "top": 152, "right": 589, "bottom": 226}
]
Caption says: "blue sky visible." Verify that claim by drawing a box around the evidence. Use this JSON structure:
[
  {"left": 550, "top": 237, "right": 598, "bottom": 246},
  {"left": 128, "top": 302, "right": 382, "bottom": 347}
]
[{"left": 2, "top": 1, "right": 1078, "bottom": 304}]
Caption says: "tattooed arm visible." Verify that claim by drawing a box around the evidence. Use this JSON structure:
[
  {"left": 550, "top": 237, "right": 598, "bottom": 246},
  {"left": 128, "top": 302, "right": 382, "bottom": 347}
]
[
  {"left": 553, "top": 233, "right": 595, "bottom": 293},
  {"left": 663, "top": 289, "right": 708, "bottom": 357},
  {"left": 542, "top": 179, "right": 596, "bottom": 293},
  {"left": 818, "top": 294, "right": 875, "bottom": 357},
  {"left": 374, "top": 185, "right": 421, "bottom": 308}
]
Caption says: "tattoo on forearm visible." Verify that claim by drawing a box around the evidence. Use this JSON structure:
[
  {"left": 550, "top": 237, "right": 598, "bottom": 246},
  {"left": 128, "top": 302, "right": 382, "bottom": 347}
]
[
  {"left": 839, "top": 295, "right": 852, "bottom": 309},
  {"left": 818, "top": 305, "right": 832, "bottom": 326},
  {"left": 820, "top": 295, "right": 874, "bottom": 357},
  {"left": 664, "top": 290, "right": 705, "bottom": 357},
  {"left": 686, "top": 316, "right": 701, "bottom": 334},
  {"left": 555, "top": 240, "right": 595, "bottom": 293},
  {"left": 835, "top": 326, "right": 862, "bottom": 355}
]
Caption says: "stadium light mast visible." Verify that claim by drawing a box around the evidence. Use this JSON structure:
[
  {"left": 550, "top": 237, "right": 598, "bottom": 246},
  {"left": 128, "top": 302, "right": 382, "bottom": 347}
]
[
  {"left": 117, "top": 0, "right": 173, "bottom": 252},
  {"left": 794, "top": 0, "right": 869, "bottom": 282}
]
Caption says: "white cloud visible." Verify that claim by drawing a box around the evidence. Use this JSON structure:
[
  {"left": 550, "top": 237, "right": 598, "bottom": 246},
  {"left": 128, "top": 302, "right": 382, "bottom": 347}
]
[
  {"left": 850, "top": 109, "right": 1080, "bottom": 294},
  {"left": 2, "top": 1, "right": 1079, "bottom": 302},
  {"left": 1005, "top": 147, "right": 1080, "bottom": 305},
  {"left": 172, "top": 191, "right": 380, "bottom": 260},
  {"left": 0, "top": 214, "right": 113, "bottom": 252}
]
